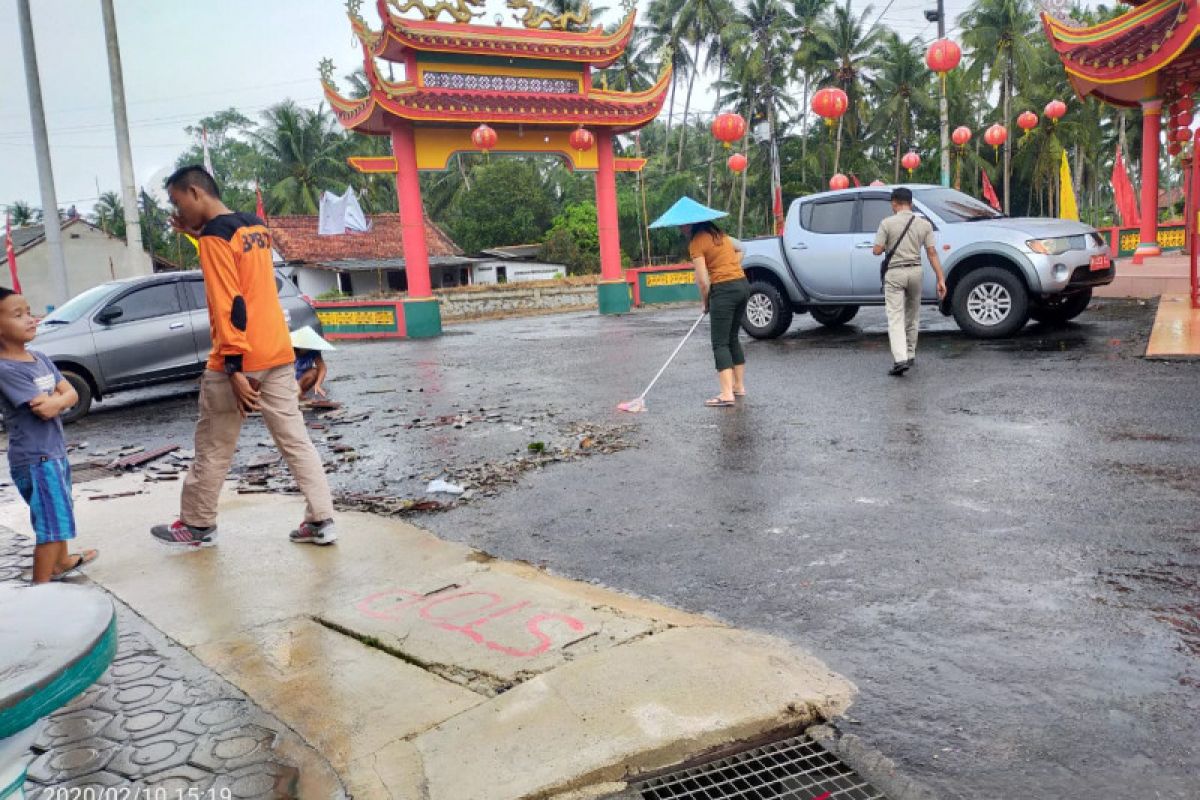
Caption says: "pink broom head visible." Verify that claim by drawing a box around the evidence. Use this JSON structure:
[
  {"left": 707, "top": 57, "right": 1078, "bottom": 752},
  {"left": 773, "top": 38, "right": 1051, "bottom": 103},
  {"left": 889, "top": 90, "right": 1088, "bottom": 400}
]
[{"left": 617, "top": 398, "right": 646, "bottom": 414}]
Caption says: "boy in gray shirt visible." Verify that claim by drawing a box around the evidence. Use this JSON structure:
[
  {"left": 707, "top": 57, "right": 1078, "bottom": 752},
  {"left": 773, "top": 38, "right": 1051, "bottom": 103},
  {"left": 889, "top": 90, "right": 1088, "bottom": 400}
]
[{"left": 0, "top": 287, "right": 98, "bottom": 582}]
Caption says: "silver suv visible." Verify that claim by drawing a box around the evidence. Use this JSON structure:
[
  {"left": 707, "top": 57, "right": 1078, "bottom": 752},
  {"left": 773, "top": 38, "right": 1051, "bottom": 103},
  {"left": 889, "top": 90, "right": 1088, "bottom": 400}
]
[
  {"left": 739, "top": 185, "right": 1115, "bottom": 339},
  {"left": 31, "top": 270, "right": 321, "bottom": 422}
]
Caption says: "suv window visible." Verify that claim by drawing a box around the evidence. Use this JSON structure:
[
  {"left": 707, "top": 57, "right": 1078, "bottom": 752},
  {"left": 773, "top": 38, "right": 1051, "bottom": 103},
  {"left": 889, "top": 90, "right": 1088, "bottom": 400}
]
[
  {"left": 859, "top": 198, "right": 893, "bottom": 233},
  {"left": 183, "top": 280, "right": 207, "bottom": 310},
  {"left": 803, "top": 199, "right": 855, "bottom": 234},
  {"left": 105, "top": 283, "right": 183, "bottom": 324}
]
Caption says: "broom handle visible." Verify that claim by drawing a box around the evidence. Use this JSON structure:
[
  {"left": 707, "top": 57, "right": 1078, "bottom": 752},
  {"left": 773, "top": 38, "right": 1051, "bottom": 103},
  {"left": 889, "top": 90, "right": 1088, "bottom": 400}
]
[{"left": 637, "top": 311, "right": 707, "bottom": 400}]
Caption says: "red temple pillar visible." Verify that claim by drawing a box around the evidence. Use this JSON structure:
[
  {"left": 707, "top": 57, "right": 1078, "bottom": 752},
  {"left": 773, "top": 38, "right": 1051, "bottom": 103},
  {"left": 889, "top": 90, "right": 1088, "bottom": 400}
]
[
  {"left": 1135, "top": 98, "right": 1163, "bottom": 263},
  {"left": 390, "top": 121, "right": 441, "bottom": 337},
  {"left": 595, "top": 130, "right": 630, "bottom": 314}
]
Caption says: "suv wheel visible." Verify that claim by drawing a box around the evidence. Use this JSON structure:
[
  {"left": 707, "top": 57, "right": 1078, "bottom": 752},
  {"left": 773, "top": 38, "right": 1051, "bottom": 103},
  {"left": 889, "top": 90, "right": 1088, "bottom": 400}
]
[
  {"left": 742, "top": 281, "right": 794, "bottom": 339},
  {"left": 809, "top": 305, "right": 860, "bottom": 328},
  {"left": 59, "top": 370, "right": 93, "bottom": 425},
  {"left": 1030, "top": 289, "right": 1092, "bottom": 325},
  {"left": 951, "top": 267, "right": 1030, "bottom": 339}
]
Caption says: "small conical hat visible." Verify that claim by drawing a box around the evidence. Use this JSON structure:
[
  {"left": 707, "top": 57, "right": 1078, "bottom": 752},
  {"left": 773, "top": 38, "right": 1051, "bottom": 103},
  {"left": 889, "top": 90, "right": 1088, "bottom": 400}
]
[
  {"left": 648, "top": 196, "right": 730, "bottom": 229},
  {"left": 290, "top": 326, "right": 336, "bottom": 352}
]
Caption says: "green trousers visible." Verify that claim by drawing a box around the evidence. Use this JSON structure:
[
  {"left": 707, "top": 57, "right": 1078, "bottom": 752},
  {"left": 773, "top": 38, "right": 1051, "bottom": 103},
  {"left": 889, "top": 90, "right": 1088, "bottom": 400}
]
[{"left": 709, "top": 278, "right": 751, "bottom": 371}]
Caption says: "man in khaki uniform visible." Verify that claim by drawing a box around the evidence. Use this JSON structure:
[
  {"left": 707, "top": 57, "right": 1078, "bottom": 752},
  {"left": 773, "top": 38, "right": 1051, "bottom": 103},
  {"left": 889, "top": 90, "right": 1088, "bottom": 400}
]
[{"left": 872, "top": 187, "right": 947, "bottom": 376}]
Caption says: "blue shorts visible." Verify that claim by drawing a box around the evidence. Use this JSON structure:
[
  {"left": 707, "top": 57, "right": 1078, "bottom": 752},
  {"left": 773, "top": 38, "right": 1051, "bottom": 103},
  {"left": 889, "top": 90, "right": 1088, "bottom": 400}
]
[{"left": 11, "top": 457, "right": 76, "bottom": 546}]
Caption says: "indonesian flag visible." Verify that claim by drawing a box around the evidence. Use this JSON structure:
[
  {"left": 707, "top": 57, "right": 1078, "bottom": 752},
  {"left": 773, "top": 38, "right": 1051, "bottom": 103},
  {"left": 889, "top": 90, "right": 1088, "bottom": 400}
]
[
  {"left": 255, "top": 182, "right": 267, "bottom": 221},
  {"left": 5, "top": 211, "right": 21, "bottom": 294},
  {"left": 202, "top": 127, "right": 215, "bottom": 177},
  {"left": 981, "top": 169, "right": 1002, "bottom": 211},
  {"left": 1112, "top": 147, "right": 1140, "bottom": 227}
]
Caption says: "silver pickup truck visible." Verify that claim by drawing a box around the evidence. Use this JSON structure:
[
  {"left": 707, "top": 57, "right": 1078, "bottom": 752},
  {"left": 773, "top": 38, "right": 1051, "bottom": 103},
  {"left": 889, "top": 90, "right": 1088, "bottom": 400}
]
[{"left": 739, "top": 185, "right": 1115, "bottom": 339}]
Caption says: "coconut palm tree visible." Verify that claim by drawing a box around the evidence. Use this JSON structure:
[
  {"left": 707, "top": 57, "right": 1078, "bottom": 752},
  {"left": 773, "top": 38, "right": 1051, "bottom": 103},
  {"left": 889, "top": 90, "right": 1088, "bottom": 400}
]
[
  {"left": 91, "top": 192, "right": 125, "bottom": 237},
  {"left": 254, "top": 101, "right": 354, "bottom": 215},
  {"left": 869, "top": 33, "right": 936, "bottom": 181},
  {"left": 959, "top": 0, "right": 1041, "bottom": 214},
  {"left": 8, "top": 201, "right": 39, "bottom": 228},
  {"left": 646, "top": 0, "right": 693, "bottom": 156},
  {"left": 601, "top": 26, "right": 657, "bottom": 92},
  {"left": 674, "top": 0, "right": 733, "bottom": 169},
  {"left": 789, "top": 0, "right": 832, "bottom": 184}
]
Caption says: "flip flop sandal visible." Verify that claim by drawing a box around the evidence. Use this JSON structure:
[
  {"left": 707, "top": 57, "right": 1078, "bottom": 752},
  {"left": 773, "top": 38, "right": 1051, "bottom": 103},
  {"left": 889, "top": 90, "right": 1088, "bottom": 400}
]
[
  {"left": 733, "top": 390, "right": 747, "bottom": 397},
  {"left": 52, "top": 549, "right": 99, "bottom": 581},
  {"left": 705, "top": 397, "right": 736, "bottom": 407}
]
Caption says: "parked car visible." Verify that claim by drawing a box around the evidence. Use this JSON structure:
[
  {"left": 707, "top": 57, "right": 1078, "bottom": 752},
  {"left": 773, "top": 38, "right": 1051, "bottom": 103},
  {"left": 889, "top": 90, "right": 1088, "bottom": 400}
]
[
  {"left": 739, "top": 185, "right": 1115, "bottom": 340},
  {"left": 32, "top": 270, "right": 321, "bottom": 423}
]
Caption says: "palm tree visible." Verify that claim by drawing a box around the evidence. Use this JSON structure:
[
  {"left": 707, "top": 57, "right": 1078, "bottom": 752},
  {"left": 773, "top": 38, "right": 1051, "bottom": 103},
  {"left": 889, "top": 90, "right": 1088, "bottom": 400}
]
[
  {"left": 254, "top": 101, "right": 354, "bottom": 215},
  {"left": 789, "top": 0, "right": 832, "bottom": 184},
  {"left": 805, "top": 0, "right": 884, "bottom": 174},
  {"left": 647, "top": 0, "right": 691, "bottom": 156},
  {"left": 869, "top": 33, "right": 935, "bottom": 181},
  {"left": 91, "top": 192, "right": 125, "bottom": 237},
  {"left": 8, "top": 201, "right": 39, "bottom": 228},
  {"left": 601, "top": 26, "right": 657, "bottom": 91},
  {"left": 674, "top": 0, "right": 732, "bottom": 170},
  {"left": 959, "top": 0, "right": 1041, "bottom": 214}
]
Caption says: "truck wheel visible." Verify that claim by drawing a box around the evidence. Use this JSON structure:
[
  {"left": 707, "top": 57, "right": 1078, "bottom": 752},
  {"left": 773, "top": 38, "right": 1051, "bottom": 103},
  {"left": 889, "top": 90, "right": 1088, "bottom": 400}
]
[
  {"left": 1030, "top": 289, "right": 1092, "bottom": 325},
  {"left": 951, "top": 267, "right": 1030, "bottom": 339},
  {"left": 59, "top": 370, "right": 93, "bottom": 424},
  {"left": 742, "top": 281, "right": 793, "bottom": 339},
  {"left": 809, "top": 305, "right": 860, "bottom": 328}
]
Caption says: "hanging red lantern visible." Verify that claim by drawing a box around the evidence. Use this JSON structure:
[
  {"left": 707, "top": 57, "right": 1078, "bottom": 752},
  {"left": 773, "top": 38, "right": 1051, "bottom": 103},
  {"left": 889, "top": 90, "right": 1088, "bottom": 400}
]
[
  {"left": 1169, "top": 141, "right": 1183, "bottom": 157},
  {"left": 471, "top": 123, "right": 497, "bottom": 151},
  {"left": 925, "top": 39, "right": 962, "bottom": 74},
  {"left": 1017, "top": 111, "right": 1039, "bottom": 133},
  {"left": 568, "top": 127, "right": 595, "bottom": 152},
  {"left": 1181, "top": 111, "right": 1196, "bottom": 129},
  {"left": 1178, "top": 97, "right": 1195, "bottom": 113},
  {"left": 951, "top": 126, "right": 972, "bottom": 147},
  {"left": 1044, "top": 100, "right": 1067, "bottom": 122},
  {"left": 984, "top": 123, "right": 1008, "bottom": 152},
  {"left": 829, "top": 173, "right": 850, "bottom": 190},
  {"left": 1174, "top": 127, "right": 1192, "bottom": 142},
  {"left": 812, "top": 87, "right": 849, "bottom": 126},
  {"left": 711, "top": 112, "right": 747, "bottom": 148},
  {"left": 726, "top": 152, "right": 748, "bottom": 173},
  {"left": 901, "top": 151, "right": 921, "bottom": 174},
  {"left": 870, "top": 179, "right": 886, "bottom": 187},
  {"left": 1180, "top": 81, "right": 1197, "bottom": 96}
]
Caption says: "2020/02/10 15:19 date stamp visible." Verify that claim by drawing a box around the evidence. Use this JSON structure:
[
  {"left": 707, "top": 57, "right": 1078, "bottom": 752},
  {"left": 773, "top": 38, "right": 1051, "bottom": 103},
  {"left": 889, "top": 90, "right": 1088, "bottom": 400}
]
[{"left": 42, "top": 791, "right": 233, "bottom": 800}]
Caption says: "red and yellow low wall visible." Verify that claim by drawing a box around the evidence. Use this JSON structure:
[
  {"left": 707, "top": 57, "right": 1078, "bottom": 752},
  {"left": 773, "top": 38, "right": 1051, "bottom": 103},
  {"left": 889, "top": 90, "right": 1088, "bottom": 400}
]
[
  {"left": 313, "top": 299, "right": 444, "bottom": 340},
  {"left": 1101, "top": 225, "right": 1187, "bottom": 258},
  {"left": 625, "top": 264, "right": 700, "bottom": 307}
]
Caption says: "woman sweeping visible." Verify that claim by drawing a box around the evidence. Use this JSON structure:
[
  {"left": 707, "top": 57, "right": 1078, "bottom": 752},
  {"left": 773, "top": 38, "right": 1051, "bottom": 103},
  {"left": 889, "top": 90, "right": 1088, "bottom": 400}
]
[{"left": 650, "top": 197, "right": 751, "bottom": 408}]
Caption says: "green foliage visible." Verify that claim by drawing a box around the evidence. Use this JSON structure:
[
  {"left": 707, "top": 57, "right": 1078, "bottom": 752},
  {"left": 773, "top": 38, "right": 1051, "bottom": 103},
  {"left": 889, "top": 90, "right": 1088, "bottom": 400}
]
[
  {"left": 542, "top": 202, "right": 601, "bottom": 274},
  {"left": 317, "top": 289, "right": 351, "bottom": 301},
  {"left": 445, "top": 159, "right": 557, "bottom": 254}
]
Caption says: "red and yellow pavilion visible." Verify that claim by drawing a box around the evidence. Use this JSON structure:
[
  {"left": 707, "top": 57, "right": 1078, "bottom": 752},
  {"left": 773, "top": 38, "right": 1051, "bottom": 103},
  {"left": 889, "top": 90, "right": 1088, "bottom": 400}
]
[
  {"left": 1043, "top": 0, "right": 1200, "bottom": 265},
  {"left": 320, "top": 0, "right": 672, "bottom": 336}
]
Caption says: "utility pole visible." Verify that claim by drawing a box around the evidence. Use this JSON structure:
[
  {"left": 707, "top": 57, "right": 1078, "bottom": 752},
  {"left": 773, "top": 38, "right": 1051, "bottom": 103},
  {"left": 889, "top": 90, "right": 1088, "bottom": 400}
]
[
  {"left": 101, "top": 0, "right": 151, "bottom": 277},
  {"left": 927, "top": 1, "right": 950, "bottom": 187},
  {"left": 16, "top": 0, "right": 70, "bottom": 307}
]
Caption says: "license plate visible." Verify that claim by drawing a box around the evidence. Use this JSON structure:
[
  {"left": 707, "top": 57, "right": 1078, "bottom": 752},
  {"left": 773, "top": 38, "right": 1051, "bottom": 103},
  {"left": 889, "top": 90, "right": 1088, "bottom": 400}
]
[{"left": 1090, "top": 254, "right": 1109, "bottom": 271}]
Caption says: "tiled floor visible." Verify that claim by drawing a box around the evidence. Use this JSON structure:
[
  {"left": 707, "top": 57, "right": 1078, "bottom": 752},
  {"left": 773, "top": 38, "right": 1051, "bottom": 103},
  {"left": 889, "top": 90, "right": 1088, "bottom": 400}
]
[{"left": 1146, "top": 293, "right": 1200, "bottom": 357}]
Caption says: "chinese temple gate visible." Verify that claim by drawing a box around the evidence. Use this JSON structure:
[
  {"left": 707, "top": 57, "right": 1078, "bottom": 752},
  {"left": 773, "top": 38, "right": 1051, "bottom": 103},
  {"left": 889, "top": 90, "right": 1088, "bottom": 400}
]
[
  {"left": 1043, "top": 0, "right": 1200, "bottom": 268},
  {"left": 320, "top": 0, "right": 671, "bottom": 336}
]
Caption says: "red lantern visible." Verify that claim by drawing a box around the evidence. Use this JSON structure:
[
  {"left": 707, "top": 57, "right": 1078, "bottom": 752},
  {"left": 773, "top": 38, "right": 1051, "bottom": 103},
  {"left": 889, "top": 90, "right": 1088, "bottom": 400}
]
[
  {"left": 984, "top": 123, "right": 1008, "bottom": 151},
  {"left": 1182, "top": 112, "right": 1196, "bottom": 128},
  {"left": 925, "top": 39, "right": 962, "bottom": 74},
  {"left": 1044, "top": 100, "right": 1067, "bottom": 121},
  {"left": 870, "top": 179, "right": 886, "bottom": 187},
  {"left": 568, "top": 127, "right": 594, "bottom": 152},
  {"left": 1169, "top": 141, "right": 1183, "bottom": 157},
  {"left": 952, "top": 126, "right": 972, "bottom": 147},
  {"left": 1178, "top": 97, "right": 1195, "bottom": 113},
  {"left": 1175, "top": 127, "right": 1192, "bottom": 142},
  {"left": 711, "top": 112, "right": 747, "bottom": 149},
  {"left": 829, "top": 173, "right": 850, "bottom": 191},
  {"left": 1181, "top": 81, "right": 1197, "bottom": 96},
  {"left": 812, "top": 87, "right": 849, "bottom": 126},
  {"left": 901, "top": 151, "right": 921, "bottom": 174},
  {"left": 471, "top": 123, "right": 497, "bottom": 151},
  {"left": 1017, "top": 111, "right": 1039, "bottom": 132},
  {"left": 727, "top": 152, "right": 748, "bottom": 173}
]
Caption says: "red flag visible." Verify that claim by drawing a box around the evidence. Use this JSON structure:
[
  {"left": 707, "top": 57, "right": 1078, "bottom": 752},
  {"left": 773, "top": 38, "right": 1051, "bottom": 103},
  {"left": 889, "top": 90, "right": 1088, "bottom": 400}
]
[
  {"left": 255, "top": 182, "right": 267, "bottom": 221},
  {"left": 981, "top": 169, "right": 1001, "bottom": 211},
  {"left": 5, "top": 212, "right": 21, "bottom": 294},
  {"left": 1112, "top": 147, "right": 1140, "bottom": 227},
  {"left": 851, "top": 175, "right": 861, "bottom": 187}
]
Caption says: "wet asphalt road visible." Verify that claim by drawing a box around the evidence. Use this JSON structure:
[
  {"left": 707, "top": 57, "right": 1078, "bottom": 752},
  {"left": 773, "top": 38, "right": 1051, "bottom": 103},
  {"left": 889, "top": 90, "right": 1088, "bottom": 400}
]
[{"left": 61, "top": 300, "right": 1199, "bottom": 800}]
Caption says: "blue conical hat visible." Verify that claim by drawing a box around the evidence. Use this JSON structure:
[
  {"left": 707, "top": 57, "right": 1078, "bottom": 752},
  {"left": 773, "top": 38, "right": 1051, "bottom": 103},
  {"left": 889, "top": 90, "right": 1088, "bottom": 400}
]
[{"left": 648, "top": 196, "right": 730, "bottom": 229}]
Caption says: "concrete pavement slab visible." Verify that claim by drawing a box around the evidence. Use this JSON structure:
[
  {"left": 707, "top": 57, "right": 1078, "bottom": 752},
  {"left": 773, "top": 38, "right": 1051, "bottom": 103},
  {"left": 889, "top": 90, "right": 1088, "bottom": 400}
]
[
  {"left": 413, "top": 626, "right": 855, "bottom": 800},
  {"left": 193, "top": 618, "right": 483, "bottom": 773}
]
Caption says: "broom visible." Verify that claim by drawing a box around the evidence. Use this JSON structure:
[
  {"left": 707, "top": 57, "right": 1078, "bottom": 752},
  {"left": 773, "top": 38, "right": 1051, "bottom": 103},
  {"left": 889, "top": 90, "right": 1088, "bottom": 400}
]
[{"left": 617, "top": 311, "right": 707, "bottom": 413}]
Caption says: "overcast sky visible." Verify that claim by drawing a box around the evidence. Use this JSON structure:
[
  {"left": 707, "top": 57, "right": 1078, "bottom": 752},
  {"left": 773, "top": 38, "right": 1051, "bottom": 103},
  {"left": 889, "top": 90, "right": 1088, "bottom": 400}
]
[{"left": 1, "top": 0, "right": 983, "bottom": 217}]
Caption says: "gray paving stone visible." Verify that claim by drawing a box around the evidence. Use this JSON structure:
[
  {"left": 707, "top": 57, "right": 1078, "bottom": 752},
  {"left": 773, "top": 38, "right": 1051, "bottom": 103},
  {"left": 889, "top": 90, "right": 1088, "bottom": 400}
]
[
  {"left": 26, "top": 737, "right": 120, "bottom": 783},
  {"left": 34, "top": 709, "right": 115, "bottom": 749},
  {"left": 108, "top": 730, "right": 197, "bottom": 779}
]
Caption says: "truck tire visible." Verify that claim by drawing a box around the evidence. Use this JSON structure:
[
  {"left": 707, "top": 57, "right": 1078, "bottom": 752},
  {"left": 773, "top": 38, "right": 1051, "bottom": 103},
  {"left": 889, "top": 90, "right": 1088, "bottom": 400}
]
[
  {"left": 1030, "top": 289, "right": 1092, "bottom": 325},
  {"left": 59, "top": 370, "right": 93, "bottom": 425},
  {"left": 742, "top": 281, "right": 793, "bottom": 339},
  {"left": 950, "top": 266, "right": 1030, "bottom": 339},
  {"left": 809, "top": 305, "right": 860, "bottom": 328}
]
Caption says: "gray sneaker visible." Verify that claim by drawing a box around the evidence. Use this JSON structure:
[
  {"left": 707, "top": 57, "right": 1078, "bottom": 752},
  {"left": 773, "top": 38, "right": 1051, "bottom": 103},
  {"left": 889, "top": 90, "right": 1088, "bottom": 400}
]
[
  {"left": 151, "top": 520, "right": 217, "bottom": 548},
  {"left": 290, "top": 519, "right": 337, "bottom": 546}
]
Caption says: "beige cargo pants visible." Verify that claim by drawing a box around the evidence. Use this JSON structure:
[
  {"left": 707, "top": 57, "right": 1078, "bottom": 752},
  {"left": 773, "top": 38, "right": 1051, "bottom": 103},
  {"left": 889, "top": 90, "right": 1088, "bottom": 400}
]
[
  {"left": 180, "top": 366, "right": 333, "bottom": 529},
  {"left": 884, "top": 264, "right": 923, "bottom": 364}
]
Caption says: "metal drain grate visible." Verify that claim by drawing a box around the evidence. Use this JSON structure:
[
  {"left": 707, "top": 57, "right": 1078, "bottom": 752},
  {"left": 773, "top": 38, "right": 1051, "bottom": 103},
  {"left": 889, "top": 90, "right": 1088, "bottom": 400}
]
[{"left": 630, "top": 733, "right": 886, "bottom": 800}]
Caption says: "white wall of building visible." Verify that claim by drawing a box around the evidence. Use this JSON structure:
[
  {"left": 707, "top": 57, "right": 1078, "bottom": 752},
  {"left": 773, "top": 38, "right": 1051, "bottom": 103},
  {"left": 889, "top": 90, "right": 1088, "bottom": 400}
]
[
  {"left": 470, "top": 260, "right": 567, "bottom": 285},
  {"left": 292, "top": 267, "right": 340, "bottom": 299},
  {"left": 16, "top": 223, "right": 153, "bottom": 314}
]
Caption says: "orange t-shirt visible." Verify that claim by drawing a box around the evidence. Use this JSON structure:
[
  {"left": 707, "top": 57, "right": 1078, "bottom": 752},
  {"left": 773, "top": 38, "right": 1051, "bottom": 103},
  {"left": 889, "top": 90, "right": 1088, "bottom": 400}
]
[
  {"left": 197, "top": 213, "right": 294, "bottom": 373},
  {"left": 688, "top": 230, "right": 745, "bottom": 284}
]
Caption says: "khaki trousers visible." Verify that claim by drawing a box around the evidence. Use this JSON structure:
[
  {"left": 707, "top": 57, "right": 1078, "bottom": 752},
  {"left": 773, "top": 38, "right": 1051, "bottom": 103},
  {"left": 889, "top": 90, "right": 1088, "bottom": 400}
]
[
  {"left": 181, "top": 366, "right": 333, "bottom": 528},
  {"left": 884, "top": 264, "right": 923, "bottom": 363}
]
